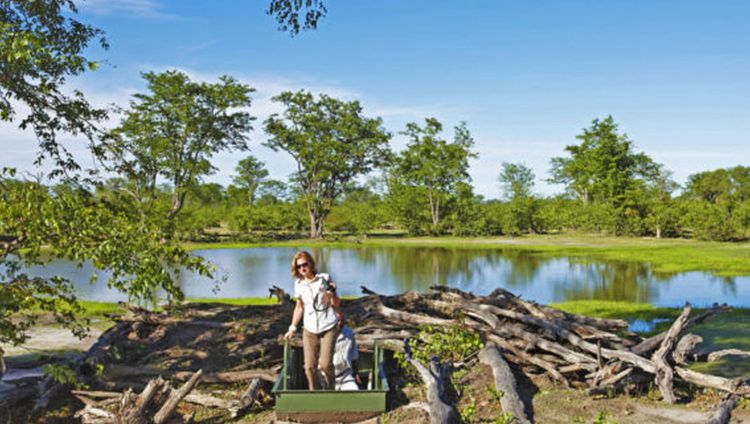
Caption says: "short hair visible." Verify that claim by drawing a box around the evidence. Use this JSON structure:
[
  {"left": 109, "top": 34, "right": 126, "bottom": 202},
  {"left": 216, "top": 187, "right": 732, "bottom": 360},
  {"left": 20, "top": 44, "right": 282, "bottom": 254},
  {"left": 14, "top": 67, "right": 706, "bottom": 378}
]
[{"left": 291, "top": 251, "right": 317, "bottom": 279}]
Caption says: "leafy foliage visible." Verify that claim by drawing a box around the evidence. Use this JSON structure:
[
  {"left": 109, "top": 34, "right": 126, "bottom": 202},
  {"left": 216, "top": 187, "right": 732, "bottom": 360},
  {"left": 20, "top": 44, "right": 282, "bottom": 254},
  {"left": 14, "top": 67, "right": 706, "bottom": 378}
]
[
  {"left": 395, "top": 324, "right": 484, "bottom": 369},
  {"left": 388, "top": 119, "right": 476, "bottom": 234},
  {"left": 0, "top": 0, "right": 108, "bottom": 176},
  {"left": 233, "top": 155, "right": 269, "bottom": 206},
  {"left": 264, "top": 90, "right": 391, "bottom": 238},
  {"left": 100, "top": 70, "right": 255, "bottom": 223},
  {"left": 267, "top": 0, "right": 327, "bottom": 36}
]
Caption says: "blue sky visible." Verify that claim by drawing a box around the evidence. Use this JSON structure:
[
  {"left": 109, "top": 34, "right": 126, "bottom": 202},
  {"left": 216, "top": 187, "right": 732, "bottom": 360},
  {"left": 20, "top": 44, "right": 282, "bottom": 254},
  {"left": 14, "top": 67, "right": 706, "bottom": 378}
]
[{"left": 3, "top": 0, "right": 749, "bottom": 198}]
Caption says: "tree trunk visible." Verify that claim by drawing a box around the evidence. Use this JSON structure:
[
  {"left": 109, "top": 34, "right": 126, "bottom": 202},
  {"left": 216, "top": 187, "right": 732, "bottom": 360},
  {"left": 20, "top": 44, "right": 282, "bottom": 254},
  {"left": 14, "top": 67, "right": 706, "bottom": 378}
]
[{"left": 309, "top": 210, "right": 321, "bottom": 239}]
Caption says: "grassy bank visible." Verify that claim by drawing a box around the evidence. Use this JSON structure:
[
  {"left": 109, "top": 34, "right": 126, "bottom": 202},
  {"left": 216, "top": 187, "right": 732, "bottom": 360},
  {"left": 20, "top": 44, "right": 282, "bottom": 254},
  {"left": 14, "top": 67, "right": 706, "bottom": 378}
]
[{"left": 185, "top": 234, "right": 750, "bottom": 277}]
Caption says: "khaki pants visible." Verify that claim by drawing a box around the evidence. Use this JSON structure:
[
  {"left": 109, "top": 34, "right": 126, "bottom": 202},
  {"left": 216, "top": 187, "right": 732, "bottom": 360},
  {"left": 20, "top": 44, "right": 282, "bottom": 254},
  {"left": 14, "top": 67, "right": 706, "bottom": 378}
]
[{"left": 302, "top": 327, "right": 339, "bottom": 390}]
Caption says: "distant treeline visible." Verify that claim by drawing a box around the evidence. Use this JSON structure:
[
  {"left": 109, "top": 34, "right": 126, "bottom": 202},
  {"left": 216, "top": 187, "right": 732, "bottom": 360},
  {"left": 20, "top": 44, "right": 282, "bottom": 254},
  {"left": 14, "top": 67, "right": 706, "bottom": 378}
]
[
  {"left": 173, "top": 162, "right": 750, "bottom": 242},
  {"left": 24, "top": 114, "right": 745, "bottom": 242}
]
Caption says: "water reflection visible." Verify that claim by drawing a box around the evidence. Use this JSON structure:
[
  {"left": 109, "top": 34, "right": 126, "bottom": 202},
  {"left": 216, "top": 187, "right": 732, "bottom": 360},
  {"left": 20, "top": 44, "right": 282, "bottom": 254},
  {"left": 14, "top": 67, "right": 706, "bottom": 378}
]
[{"left": 19, "top": 246, "right": 750, "bottom": 307}]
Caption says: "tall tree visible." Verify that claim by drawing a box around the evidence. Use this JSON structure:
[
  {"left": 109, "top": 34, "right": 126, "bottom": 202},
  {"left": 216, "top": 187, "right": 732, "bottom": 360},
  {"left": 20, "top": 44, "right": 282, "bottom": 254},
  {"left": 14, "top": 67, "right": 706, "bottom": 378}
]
[
  {"left": 233, "top": 155, "right": 269, "bottom": 206},
  {"left": 498, "top": 162, "right": 537, "bottom": 234},
  {"left": 390, "top": 119, "right": 476, "bottom": 233},
  {"left": 549, "top": 116, "right": 663, "bottom": 234},
  {"left": 264, "top": 90, "right": 391, "bottom": 238},
  {"left": 498, "top": 162, "right": 535, "bottom": 199},
  {"left": 102, "top": 70, "right": 254, "bottom": 222}
]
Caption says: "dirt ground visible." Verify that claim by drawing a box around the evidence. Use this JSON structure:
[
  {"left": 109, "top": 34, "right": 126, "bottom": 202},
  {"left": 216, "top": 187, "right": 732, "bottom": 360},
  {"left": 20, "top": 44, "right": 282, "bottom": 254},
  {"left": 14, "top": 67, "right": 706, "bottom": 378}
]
[{"left": 4, "top": 303, "right": 749, "bottom": 423}]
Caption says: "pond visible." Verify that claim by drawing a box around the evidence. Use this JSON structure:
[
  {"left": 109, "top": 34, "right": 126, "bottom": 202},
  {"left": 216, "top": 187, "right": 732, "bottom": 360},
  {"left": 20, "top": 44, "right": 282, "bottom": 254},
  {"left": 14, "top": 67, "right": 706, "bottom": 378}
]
[{"left": 23, "top": 246, "right": 750, "bottom": 307}]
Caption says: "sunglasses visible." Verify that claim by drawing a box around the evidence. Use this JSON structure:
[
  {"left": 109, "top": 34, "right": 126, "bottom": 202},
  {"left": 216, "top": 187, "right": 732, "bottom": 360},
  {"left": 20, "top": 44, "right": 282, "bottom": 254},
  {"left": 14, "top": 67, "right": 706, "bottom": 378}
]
[{"left": 296, "top": 262, "right": 310, "bottom": 269}]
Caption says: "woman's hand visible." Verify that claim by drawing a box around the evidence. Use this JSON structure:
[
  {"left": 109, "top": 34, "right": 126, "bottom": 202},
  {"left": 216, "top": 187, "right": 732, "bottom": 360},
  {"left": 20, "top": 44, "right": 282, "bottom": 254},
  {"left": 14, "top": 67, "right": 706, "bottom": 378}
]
[
  {"left": 327, "top": 280, "right": 337, "bottom": 293},
  {"left": 284, "top": 324, "right": 297, "bottom": 340}
]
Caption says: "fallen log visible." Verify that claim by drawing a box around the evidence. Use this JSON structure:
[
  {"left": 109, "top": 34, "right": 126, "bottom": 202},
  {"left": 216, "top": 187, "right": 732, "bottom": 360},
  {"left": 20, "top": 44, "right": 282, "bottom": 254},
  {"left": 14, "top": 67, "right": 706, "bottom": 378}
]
[
  {"left": 405, "top": 341, "right": 458, "bottom": 424},
  {"left": 487, "top": 334, "right": 569, "bottom": 387},
  {"left": 153, "top": 369, "right": 203, "bottom": 424},
  {"left": 651, "top": 304, "right": 692, "bottom": 403},
  {"left": 233, "top": 378, "right": 263, "bottom": 418},
  {"left": 706, "top": 393, "right": 739, "bottom": 424},
  {"left": 75, "top": 370, "right": 203, "bottom": 424},
  {"left": 478, "top": 343, "right": 531, "bottom": 424},
  {"left": 103, "top": 364, "right": 277, "bottom": 383},
  {"left": 707, "top": 349, "right": 750, "bottom": 362}
]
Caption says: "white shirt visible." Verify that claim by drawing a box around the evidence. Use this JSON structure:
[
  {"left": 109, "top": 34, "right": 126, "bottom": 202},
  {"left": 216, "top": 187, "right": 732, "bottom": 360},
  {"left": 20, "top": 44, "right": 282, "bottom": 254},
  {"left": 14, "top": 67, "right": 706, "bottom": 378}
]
[
  {"left": 294, "top": 273, "right": 338, "bottom": 334},
  {"left": 334, "top": 326, "right": 359, "bottom": 390}
]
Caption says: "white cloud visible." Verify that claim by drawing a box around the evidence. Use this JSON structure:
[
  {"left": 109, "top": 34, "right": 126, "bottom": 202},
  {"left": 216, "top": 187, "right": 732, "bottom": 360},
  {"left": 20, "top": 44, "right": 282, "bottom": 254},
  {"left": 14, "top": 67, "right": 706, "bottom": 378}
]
[{"left": 78, "top": 0, "right": 174, "bottom": 19}]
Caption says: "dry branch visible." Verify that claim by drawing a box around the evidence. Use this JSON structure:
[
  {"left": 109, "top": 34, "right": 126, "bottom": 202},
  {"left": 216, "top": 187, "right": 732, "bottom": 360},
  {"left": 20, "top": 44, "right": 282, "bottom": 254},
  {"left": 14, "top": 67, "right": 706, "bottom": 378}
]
[
  {"left": 631, "top": 303, "right": 730, "bottom": 356},
  {"left": 153, "top": 369, "right": 202, "bottom": 424},
  {"left": 651, "top": 304, "right": 692, "bottom": 403}
]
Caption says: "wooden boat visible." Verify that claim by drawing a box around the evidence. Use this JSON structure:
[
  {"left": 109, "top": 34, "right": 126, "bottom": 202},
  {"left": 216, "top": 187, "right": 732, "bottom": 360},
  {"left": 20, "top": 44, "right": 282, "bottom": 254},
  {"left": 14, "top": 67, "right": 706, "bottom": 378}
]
[{"left": 272, "top": 341, "right": 389, "bottom": 423}]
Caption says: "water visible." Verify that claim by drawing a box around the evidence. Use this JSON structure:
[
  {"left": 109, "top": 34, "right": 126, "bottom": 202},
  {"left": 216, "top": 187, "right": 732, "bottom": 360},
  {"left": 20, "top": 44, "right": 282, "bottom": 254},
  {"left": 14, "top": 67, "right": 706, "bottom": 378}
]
[{"left": 20, "top": 246, "right": 750, "bottom": 307}]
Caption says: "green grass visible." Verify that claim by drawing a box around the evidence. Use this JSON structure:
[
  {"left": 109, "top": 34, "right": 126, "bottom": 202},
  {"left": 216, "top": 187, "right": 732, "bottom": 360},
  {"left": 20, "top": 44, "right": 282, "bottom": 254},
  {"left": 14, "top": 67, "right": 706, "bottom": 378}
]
[
  {"left": 78, "top": 300, "right": 124, "bottom": 318},
  {"left": 551, "top": 300, "right": 676, "bottom": 321},
  {"left": 184, "top": 234, "right": 750, "bottom": 277}
]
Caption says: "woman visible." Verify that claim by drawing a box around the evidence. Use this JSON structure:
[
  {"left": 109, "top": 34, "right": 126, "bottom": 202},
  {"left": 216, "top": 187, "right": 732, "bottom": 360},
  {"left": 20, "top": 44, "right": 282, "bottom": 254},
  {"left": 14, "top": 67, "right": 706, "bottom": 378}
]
[{"left": 284, "top": 251, "right": 340, "bottom": 390}]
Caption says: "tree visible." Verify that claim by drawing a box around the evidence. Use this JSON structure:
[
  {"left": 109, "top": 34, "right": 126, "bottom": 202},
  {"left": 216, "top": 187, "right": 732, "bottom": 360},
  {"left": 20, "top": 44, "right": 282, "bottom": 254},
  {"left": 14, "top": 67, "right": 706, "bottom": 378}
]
[
  {"left": 0, "top": 0, "right": 108, "bottom": 176},
  {"left": 102, "top": 70, "right": 254, "bottom": 223},
  {"left": 549, "top": 116, "right": 664, "bottom": 234},
  {"left": 498, "top": 162, "right": 537, "bottom": 234},
  {"left": 390, "top": 119, "right": 476, "bottom": 234},
  {"left": 1, "top": 0, "right": 108, "bottom": 368},
  {"left": 264, "top": 90, "right": 391, "bottom": 238},
  {"left": 498, "top": 162, "right": 534, "bottom": 199},
  {"left": 549, "top": 116, "right": 661, "bottom": 206},
  {"left": 684, "top": 166, "right": 750, "bottom": 204},
  {"left": 233, "top": 155, "right": 269, "bottom": 206},
  {"left": 0, "top": 172, "right": 214, "bottom": 361}
]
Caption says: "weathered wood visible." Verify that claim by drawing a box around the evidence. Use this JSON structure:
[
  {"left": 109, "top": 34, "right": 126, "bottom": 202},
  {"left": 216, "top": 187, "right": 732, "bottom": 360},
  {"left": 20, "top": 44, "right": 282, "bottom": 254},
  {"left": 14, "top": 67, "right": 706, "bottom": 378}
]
[
  {"left": 487, "top": 286, "right": 628, "bottom": 330},
  {"left": 672, "top": 333, "right": 703, "bottom": 365},
  {"left": 487, "top": 334, "right": 569, "bottom": 387},
  {"left": 707, "top": 348, "right": 750, "bottom": 362},
  {"left": 116, "top": 315, "right": 232, "bottom": 329},
  {"left": 632, "top": 304, "right": 730, "bottom": 356},
  {"left": 367, "top": 296, "right": 453, "bottom": 327},
  {"left": 404, "top": 340, "right": 458, "bottom": 424},
  {"left": 0, "top": 383, "right": 37, "bottom": 408},
  {"left": 425, "top": 296, "right": 598, "bottom": 372},
  {"left": 478, "top": 343, "right": 531, "bottom": 424},
  {"left": 103, "top": 364, "right": 276, "bottom": 383},
  {"left": 672, "top": 367, "right": 744, "bottom": 394},
  {"left": 153, "top": 369, "right": 203, "bottom": 424},
  {"left": 71, "top": 390, "right": 122, "bottom": 399},
  {"left": 269, "top": 285, "right": 293, "bottom": 305},
  {"left": 0, "top": 348, "right": 5, "bottom": 377},
  {"left": 651, "top": 304, "right": 692, "bottom": 403},
  {"left": 233, "top": 377, "right": 263, "bottom": 418},
  {"left": 706, "top": 393, "right": 740, "bottom": 424}
]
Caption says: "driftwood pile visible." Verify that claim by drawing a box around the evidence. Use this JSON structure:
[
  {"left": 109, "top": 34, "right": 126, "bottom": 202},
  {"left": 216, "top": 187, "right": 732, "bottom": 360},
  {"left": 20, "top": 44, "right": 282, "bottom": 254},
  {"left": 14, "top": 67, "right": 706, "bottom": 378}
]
[
  {"left": 3, "top": 285, "right": 750, "bottom": 423},
  {"left": 347, "top": 285, "right": 750, "bottom": 424}
]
